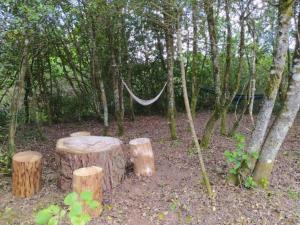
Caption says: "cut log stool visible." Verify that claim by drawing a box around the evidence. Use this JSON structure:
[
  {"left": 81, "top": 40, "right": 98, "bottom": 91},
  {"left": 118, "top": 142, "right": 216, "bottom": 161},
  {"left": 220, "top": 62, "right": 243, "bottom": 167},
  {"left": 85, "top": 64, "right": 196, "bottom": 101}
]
[
  {"left": 129, "top": 138, "right": 155, "bottom": 177},
  {"left": 56, "top": 136, "right": 126, "bottom": 191},
  {"left": 70, "top": 131, "right": 91, "bottom": 137},
  {"left": 73, "top": 166, "right": 103, "bottom": 217},
  {"left": 12, "top": 151, "right": 42, "bottom": 198}
]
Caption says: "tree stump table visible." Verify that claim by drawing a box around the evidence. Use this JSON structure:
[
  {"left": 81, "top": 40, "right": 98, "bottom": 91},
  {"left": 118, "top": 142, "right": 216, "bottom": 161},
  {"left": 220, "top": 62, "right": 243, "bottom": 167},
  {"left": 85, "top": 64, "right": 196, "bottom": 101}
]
[
  {"left": 56, "top": 136, "right": 126, "bottom": 191},
  {"left": 129, "top": 138, "right": 155, "bottom": 177},
  {"left": 70, "top": 131, "right": 91, "bottom": 137},
  {"left": 12, "top": 151, "right": 42, "bottom": 198}
]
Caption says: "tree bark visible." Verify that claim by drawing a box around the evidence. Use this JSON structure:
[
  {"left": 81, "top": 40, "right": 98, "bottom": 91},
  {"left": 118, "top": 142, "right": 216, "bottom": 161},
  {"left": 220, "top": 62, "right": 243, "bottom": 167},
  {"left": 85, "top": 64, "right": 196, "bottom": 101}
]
[
  {"left": 190, "top": 0, "right": 199, "bottom": 119},
  {"left": 163, "top": 2, "right": 177, "bottom": 140},
  {"left": 56, "top": 136, "right": 126, "bottom": 192},
  {"left": 73, "top": 166, "right": 103, "bottom": 217},
  {"left": 12, "top": 151, "right": 42, "bottom": 198},
  {"left": 8, "top": 39, "right": 29, "bottom": 159},
  {"left": 253, "top": 9, "right": 300, "bottom": 184},
  {"left": 129, "top": 138, "right": 155, "bottom": 177},
  {"left": 246, "top": 0, "right": 295, "bottom": 171},
  {"left": 177, "top": 19, "right": 213, "bottom": 197}
]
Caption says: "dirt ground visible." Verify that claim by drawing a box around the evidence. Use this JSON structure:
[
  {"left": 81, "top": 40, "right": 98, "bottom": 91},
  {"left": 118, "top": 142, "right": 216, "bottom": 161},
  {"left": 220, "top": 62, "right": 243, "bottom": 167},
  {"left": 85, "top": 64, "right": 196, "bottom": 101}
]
[{"left": 0, "top": 112, "right": 299, "bottom": 225}]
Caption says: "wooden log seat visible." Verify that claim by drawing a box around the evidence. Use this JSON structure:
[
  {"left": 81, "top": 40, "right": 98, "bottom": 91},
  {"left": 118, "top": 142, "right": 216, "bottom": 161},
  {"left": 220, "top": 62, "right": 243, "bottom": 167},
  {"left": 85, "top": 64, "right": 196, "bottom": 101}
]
[
  {"left": 129, "top": 138, "right": 155, "bottom": 177},
  {"left": 12, "top": 151, "right": 42, "bottom": 198},
  {"left": 73, "top": 166, "right": 103, "bottom": 217}
]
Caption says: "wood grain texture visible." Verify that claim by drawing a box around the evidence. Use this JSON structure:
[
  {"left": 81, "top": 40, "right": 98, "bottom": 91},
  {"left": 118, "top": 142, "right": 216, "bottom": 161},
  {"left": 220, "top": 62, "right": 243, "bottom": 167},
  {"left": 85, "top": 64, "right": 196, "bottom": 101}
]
[{"left": 12, "top": 151, "right": 42, "bottom": 198}]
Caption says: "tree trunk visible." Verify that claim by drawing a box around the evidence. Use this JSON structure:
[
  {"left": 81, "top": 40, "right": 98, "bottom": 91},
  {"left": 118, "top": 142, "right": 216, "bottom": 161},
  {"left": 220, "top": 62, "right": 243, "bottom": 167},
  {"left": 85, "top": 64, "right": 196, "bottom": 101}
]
[
  {"left": 220, "top": 0, "right": 232, "bottom": 135},
  {"left": 177, "top": 20, "right": 213, "bottom": 197},
  {"left": 253, "top": 10, "right": 300, "bottom": 185},
  {"left": 246, "top": 0, "right": 295, "bottom": 171},
  {"left": 111, "top": 52, "right": 124, "bottom": 136},
  {"left": 8, "top": 39, "right": 29, "bottom": 159},
  {"left": 190, "top": 0, "right": 199, "bottom": 119},
  {"left": 163, "top": 2, "right": 177, "bottom": 140}
]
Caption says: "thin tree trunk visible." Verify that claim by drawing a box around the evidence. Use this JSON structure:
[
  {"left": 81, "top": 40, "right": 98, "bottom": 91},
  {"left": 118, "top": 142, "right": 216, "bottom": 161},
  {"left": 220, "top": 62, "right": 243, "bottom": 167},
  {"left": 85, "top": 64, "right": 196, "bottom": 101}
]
[
  {"left": 200, "top": 0, "right": 221, "bottom": 148},
  {"left": 191, "top": 0, "right": 199, "bottom": 119},
  {"left": 164, "top": 15, "right": 177, "bottom": 140},
  {"left": 246, "top": 0, "right": 295, "bottom": 172},
  {"left": 253, "top": 10, "right": 300, "bottom": 184},
  {"left": 220, "top": 0, "right": 232, "bottom": 135},
  {"left": 249, "top": 28, "right": 257, "bottom": 126},
  {"left": 8, "top": 39, "right": 29, "bottom": 159},
  {"left": 112, "top": 52, "right": 124, "bottom": 136},
  {"left": 177, "top": 18, "right": 213, "bottom": 197}
]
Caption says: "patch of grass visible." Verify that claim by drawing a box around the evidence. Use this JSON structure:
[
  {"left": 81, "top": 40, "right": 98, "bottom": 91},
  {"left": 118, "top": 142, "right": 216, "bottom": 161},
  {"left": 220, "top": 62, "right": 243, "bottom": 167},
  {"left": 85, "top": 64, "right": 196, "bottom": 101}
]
[{"left": 287, "top": 188, "right": 299, "bottom": 201}]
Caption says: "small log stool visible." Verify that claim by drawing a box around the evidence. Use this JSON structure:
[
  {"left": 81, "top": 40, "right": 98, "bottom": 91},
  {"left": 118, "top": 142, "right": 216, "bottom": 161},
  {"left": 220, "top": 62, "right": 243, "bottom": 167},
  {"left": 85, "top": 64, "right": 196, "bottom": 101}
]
[
  {"left": 70, "top": 131, "right": 91, "bottom": 137},
  {"left": 73, "top": 166, "right": 103, "bottom": 217},
  {"left": 129, "top": 138, "right": 155, "bottom": 176},
  {"left": 12, "top": 151, "right": 42, "bottom": 198},
  {"left": 56, "top": 136, "right": 126, "bottom": 191}
]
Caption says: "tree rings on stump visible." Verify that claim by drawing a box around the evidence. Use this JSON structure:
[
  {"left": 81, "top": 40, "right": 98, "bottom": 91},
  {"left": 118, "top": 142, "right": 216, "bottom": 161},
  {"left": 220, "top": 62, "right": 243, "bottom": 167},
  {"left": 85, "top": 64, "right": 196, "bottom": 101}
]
[
  {"left": 56, "top": 136, "right": 126, "bottom": 191},
  {"left": 12, "top": 151, "right": 42, "bottom": 198},
  {"left": 129, "top": 138, "right": 155, "bottom": 177},
  {"left": 70, "top": 131, "right": 91, "bottom": 137}
]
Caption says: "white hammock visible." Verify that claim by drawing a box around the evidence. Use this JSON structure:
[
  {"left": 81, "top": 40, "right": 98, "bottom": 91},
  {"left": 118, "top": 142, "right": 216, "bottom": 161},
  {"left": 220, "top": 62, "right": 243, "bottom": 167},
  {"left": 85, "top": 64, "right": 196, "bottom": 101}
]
[{"left": 121, "top": 79, "right": 167, "bottom": 106}]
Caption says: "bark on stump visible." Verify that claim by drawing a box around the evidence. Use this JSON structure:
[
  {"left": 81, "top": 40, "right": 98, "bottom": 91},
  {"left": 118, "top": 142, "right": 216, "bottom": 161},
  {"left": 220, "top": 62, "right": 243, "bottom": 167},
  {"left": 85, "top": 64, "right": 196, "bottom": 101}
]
[
  {"left": 129, "top": 138, "right": 155, "bottom": 176},
  {"left": 56, "top": 136, "right": 126, "bottom": 191},
  {"left": 70, "top": 131, "right": 91, "bottom": 137},
  {"left": 73, "top": 166, "right": 103, "bottom": 217},
  {"left": 12, "top": 151, "right": 42, "bottom": 198}
]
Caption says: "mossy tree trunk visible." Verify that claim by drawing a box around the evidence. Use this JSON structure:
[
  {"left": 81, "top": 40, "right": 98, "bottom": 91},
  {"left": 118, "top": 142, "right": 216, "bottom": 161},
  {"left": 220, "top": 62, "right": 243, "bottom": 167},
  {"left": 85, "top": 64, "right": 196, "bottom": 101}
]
[
  {"left": 8, "top": 39, "right": 29, "bottom": 159},
  {"left": 190, "top": 0, "right": 199, "bottom": 119},
  {"left": 200, "top": 0, "right": 221, "bottom": 148},
  {"left": 246, "top": 0, "right": 295, "bottom": 173},
  {"left": 253, "top": 9, "right": 300, "bottom": 185},
  {"left": 220, "top": 0, "right": 232, "bottom": 135},
  {"left": 163, "top": 2, "right": 177, "bottom": 140}
]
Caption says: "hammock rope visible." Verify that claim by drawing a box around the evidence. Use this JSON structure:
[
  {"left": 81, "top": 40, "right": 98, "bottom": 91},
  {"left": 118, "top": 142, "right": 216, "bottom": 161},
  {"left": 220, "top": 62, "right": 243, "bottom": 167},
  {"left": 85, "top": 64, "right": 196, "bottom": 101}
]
[{"left": 121, "top": 78, "right": 167, "bottom": 106}]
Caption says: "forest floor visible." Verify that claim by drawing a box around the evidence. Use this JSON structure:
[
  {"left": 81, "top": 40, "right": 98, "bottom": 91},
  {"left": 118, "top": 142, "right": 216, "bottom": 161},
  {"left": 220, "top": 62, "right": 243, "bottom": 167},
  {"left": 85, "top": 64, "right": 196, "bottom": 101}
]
[{"left": 0, "top": 112, "right": 300, "bottom": 225}]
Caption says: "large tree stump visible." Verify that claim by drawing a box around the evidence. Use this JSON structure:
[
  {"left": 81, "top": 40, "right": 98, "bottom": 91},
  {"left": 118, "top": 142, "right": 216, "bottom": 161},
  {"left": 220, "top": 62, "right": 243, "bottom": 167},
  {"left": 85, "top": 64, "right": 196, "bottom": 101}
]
[
  {"left": 12, "top": 151, "right": 42, "bottom": 198},
  {"left": 129, "top": 138, "right": 155, "bottom": 177},
  {"left": 56, "top": 136, "right": 126, "bottom": 191},
  {"left": 70, "top": 131, "right": 91, "bottom": 137},
  {"left": 73, "top": 166, "right": 103, "bottom": 217}
]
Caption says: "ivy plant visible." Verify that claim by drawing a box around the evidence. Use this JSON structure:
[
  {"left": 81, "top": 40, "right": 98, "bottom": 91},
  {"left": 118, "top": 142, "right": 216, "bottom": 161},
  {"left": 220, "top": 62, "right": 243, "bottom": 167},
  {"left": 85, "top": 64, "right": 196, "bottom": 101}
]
[
  {"left": 224, "top": 133, "right": 258, "bottom": 188},
  {"left": 35, "top": 191, "right": 101, "bottom": 225}
]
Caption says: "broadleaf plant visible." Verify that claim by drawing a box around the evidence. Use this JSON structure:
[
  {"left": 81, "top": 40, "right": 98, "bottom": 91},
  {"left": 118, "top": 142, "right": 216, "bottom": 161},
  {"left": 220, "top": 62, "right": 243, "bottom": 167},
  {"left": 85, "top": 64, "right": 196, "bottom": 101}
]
[
  {"left": 35, "top": 191, "right": 101, "bottom": 225},
  {"left": 224, "top": 133, "right": 258, "bottom": 188}
]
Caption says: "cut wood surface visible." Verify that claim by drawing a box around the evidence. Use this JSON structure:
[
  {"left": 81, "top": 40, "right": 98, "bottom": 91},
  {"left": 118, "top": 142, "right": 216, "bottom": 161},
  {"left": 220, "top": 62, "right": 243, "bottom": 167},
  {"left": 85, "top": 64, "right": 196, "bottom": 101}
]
[
  {"left": 56, "top": 136, "right": 126, "bottom": 191},
  {"left": 129, "top": 138, "right": 155, "bottom": 176},
  {"left": 12, "top": 151, "right": 42, "bottom": 198},
  {"left": 70, "top": 131, "right": 91, "bottom": 137},
  {"left": 73, "top": 166, "right": 103, "bottom": 217}
]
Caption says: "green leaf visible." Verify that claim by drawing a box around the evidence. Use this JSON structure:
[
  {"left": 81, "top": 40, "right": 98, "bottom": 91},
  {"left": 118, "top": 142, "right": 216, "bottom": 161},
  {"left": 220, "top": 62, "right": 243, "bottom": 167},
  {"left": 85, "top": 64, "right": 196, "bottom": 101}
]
[
  {"left": 229, "top": 168, "right": 237, "bottom": 175},
  {"left": 60, "top": 210, "right": 66, "bottom": 218},
  {"left": 81, "top": 214, "right": 91, "bottom": 223},
  {"left": 48, "top": 217, "right": 59, "bottom": 225},
  {"left": 70, "top": 202, "right": 82, "bottom": 216},
  {"left": 35, "top": 209, "right": 53, "bottom": 225},
  {"left": 80, "top": 191, "right": 93, "bottom": 202},
  {"left": 64, "top": 192, "right": 78, "bottom": 206},
  {"left": 47, "top": 205, "right": 60, "bottom": 214},
  {"left": 87, "top": 200, "right": 100, "bottom": 209}
]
